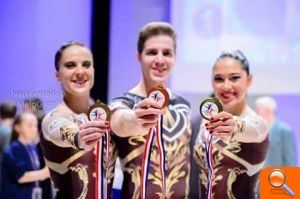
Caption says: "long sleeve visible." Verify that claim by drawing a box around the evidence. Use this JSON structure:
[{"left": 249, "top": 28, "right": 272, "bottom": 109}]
[
  {"left": 233, "top": 107, "right": 269, "bottom": 143},
  {"left": 41, "top": 113, "right": 80, "bottom": 149}
]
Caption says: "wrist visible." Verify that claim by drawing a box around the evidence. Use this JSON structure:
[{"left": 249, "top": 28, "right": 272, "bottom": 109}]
[{"left": 232, "top": 116, "right": 246, "bottom": 139}]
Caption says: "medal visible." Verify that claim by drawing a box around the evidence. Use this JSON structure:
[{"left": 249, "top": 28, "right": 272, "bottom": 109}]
[
  {"left": 88, "top": 99, "right": 110, "bottom": 199},
  {"left": 141, "top": 85, "right": 168, "bottom": 199},
  {"left": 147, "top": 85, "right": 169, "bottom": 108},
  {"left": 199, "top": 97, "right": 222, "bottom": 120},
  {"left": 88, "top": 99, "right": 110, "bottom": 121},
  {"left": 199, "top": 97, "right": 222, "bottom": 199}
]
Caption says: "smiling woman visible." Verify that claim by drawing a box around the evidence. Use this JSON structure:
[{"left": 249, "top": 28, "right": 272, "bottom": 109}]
[
  {"left": 194, "top": 50, "right": 269, "bottom": 199},
  {"left": 39, "top": 41, "right": 117, "bottom": 198},
  {"left": 55, "top": 42, "right": 95, "bottom": 104}
]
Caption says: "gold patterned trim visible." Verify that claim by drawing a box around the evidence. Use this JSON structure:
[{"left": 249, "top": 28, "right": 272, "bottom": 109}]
[
  {"left": 60, "top": 124, "right": 79, "bottom": 148},
  {"left": 121, "top": 145, "right": 145, "bottom": 167},
  {"left": 69, "top": 164, "right": 88, "bottom": 199},
  {"left": 214, "top": 143, "right": 265, "bottom": 176},
  {"left": 44, "top": 150, "right": 88, "bottom": 174}
]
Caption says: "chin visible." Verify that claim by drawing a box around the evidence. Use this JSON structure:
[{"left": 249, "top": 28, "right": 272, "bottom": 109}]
[
  {"left": 67, "top": 87, "right": 91, "bottom": 97},
  {"left": 150, "top": 75, "right": 168, "bottom": 84},
  {"left": 217, "top": 96, "right": 233, "bottom": 106}
]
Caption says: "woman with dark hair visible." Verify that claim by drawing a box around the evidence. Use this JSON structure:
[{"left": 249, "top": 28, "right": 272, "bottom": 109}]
[
  {"left": 1, "top": 113, "right": 50, "bottom": 198},
  {"left": 194, "top": 50, "right": 269, "bottom": 199},
  {"left": 40, "top": 41, "right": 117, "bottom": 198}
]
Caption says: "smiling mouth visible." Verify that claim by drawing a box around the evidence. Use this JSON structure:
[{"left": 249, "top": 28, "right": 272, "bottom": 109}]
[
  {"left": 220, "top": 92, "right": 236, "bottom": 101},
  {"left": 152, "top": 67, "right": 167, "bottom": 74},
  {"left": 72, "top": 79, "right": 87, "bottom": 85}
]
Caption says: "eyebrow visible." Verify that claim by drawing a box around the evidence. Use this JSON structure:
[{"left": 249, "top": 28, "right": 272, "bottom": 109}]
[
  {"left": 145, "top": 47, "right": 173, "bottom": 50},
  {"left": 213, "top": 72, "right": 241, "bottom": 76}
]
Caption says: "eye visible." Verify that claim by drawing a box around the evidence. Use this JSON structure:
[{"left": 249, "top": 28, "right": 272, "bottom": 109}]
[
  {"left": 163, "top": 50, "right": 173, "bottom": 57},
  {"left": 82, "top": 61, "right": 91, "bottom": 68},
  {"left": 64, "top": 62, "right": 76, "bottom": 68},
  {"left": 145, "top": 49, "right": 157, "bottom": 56},
  {"left": 213, "top": 76, "right": 224, "bottom": 83},
  {"left": 230, "top": 76, "right": 241, "bottom": 82}
]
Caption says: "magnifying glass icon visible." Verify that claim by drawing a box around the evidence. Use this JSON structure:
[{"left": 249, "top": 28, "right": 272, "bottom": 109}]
[{"left": 268, "top": 169, "right": 295, "bottom": 197}]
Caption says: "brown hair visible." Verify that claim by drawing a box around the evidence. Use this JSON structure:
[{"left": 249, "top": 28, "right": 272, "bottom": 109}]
[
  {"left": 137, "top": 22, "right": 176, "bottom": 54},
  {"left": 54, "top": 41, "right": 87, "bottom": 71}
]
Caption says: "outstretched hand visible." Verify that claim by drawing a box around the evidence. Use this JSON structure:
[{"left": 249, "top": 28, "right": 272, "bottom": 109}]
[
  {"left": 78, "top": 120, "right": 110, "bottom": 150},
  {"left": 205, "top": 111, "right": 237, "bottom": 140},
  {"left": 135, "top": 98, "right": 167, "bottom": 129}
]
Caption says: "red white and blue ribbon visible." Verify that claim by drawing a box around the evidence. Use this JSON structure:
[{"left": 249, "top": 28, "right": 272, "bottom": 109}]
[
  {"left": 96, "top": 130, "right": 110, "bottom": 199},
  {"left": 205, "top": 134, "right": 214, "bottom": 199},
  {"left": 141, "top": 115, "right": 165, "bottom": 199}
]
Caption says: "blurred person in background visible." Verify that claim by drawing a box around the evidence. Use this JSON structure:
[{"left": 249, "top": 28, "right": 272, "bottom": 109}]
[
  {"left": 1, "top": 113, "right": 50, "bottom": 198},
  {"left": 23, "top": 98, "right": 53, "bottom": 198},
  {"left": 0, "top": 102, "right": 17, "bottom": 154},
  {"left": 0, "top": 101, "right": 17, "bottom": 193},
  {"left": 255, "top": 96, "right": 297, "bottom": 166},
  {"left": 24, "top": 98, "right": 45, "bottom": 134}
]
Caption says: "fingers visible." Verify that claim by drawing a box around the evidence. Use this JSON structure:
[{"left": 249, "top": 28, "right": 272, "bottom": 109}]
[
  {"left": 135, "top": 107, "right": 165, "bottom": 118},
  {"left": 78, "top": 127, "right": 107, "bottom": 150},
  {"left": 206, "top": 118, "right": 234, "bottom": 129},
  {"left": 137, "top": 114, "right": 160, "bottom": 129},
  {"left": 135, "top": 98, "right": 166, "bottom": 116},
  {"left": 80, "top": 129, "right": 103, "bottom": 143},
  {"left": 205, "top": 111, "right": 235, "bottom": 136},
  {"left": 209, "top": 111, "right": 232, "bottom": 122},
  {"left": 212, "top": 125, "right": 234, "bottom": 134},
  {"left": 78, "top": 127, "right": 106, "bottom": 141},
  {"left": 80, "top": 139, "right": 100, "bottom": 151},
  {"left": 137, "top": 114, "right": 159, "bottom": 123},
  {"left": 85, "top": 139, "right": 100, "bottom": 149},
  {"left": 80, "top": 120, "right": 110, "bottom": 130},
  {"left": 137, "top": 98, "right": 162, "bottom": 109},
  {"left": 212, "top": 132, "right": 232, "bottom": 137}
]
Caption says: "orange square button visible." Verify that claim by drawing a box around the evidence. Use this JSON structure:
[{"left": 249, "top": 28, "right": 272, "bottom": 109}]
[{"left": 260, "top": 167, "right": 300, "bottom": 198}]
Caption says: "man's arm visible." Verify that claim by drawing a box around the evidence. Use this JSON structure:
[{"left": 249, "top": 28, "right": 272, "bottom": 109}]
[{"left": 111, "top": 98, "right": 165, "bottom": 137}]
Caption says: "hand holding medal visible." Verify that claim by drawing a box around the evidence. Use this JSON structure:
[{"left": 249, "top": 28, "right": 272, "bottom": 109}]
[
  {"left": 77, "top": 100, "right": 110, "bottom": 151},
  {"left": 199, "top": 97, "right": 222, "bottom": 121},
  {"left": 147, "top": 85, "right": 169, "bottom": 109},
  {"left": 88, "top": 100, "right": 111, "bottom": 199},
  {"left": 141, "top": 85, "right": 169, "bottom": 199},
  {"left": 134, "top": 85, "right": 169, "bottom": 130},
  {"left": 88, "top": 99, "right": 111, "bottom": 122},
  {"left": 199, "top": 97, "right": 223, "bottom": 199},
  {"left": 200, "top": 97, "right": 237, "bottom": 138}
]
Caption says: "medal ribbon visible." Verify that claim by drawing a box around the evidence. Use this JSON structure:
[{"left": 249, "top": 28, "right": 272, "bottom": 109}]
[
  {"left": 96, "top": 130, "right": 110, "bottom": 199},
  {"left": 205, "top": 134, "right": 214, "bottom": 199},
  {"left": 141, "top": 115, "right": 165, "bottom": 199}
]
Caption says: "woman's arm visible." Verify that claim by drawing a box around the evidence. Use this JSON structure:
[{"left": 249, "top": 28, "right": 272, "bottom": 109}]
[
  {"left": 232, "top": 113, "right": 268, "bottom": 143},
  {"left": 18, "top": 167, "right": 50, "bottom": 184},
  {"left": 204, "top": 108, "right": 268, "bottom": 143},
  {"left": 42, "top": 115, "right": 109, "bottom": 150}
]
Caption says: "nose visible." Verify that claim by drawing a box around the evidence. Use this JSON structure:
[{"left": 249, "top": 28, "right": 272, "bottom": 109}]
[
  {"left": 154, "top": 52, "right": 165, "bottom": 66},
  {"left": 223, "top": 79, "right": 232, "bottom": 91},
  {"left": 75, "top": 65, "right": 85, "bottom": 77}
]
